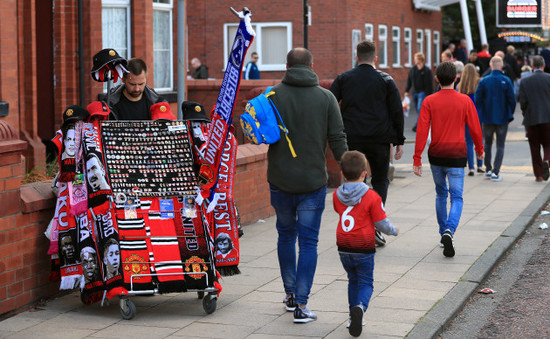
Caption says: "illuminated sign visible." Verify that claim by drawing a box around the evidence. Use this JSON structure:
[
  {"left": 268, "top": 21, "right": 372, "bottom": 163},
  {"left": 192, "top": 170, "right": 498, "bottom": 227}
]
[
  {"left": 497, "top": 31, "right": 545, "bottom": 42},
  {"left": 497, "top": 0, "right": 542, "bottom": 27}
]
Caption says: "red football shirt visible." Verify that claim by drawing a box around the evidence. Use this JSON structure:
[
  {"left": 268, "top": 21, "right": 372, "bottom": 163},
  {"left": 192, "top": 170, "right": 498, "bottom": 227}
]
[{"left": 333, "top": 189, "right": 387, "bottom": 253}]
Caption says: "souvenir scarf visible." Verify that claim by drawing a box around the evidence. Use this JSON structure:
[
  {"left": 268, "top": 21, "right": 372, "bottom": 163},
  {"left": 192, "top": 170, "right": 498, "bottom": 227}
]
[
  {"left": 57, "top": 181, "right": 83, "bottom": 290},
  {"left": 146, "top": 198, "right": 187, "bottom": 293},
  {"left": 52, "top": 125, "right": 77, "bottom": 183},
  {"left": 172, "top": 196, "right": 216, "bottom": 290},
  {"left": 90, "top": 202, "right": 127, "bottom": 299},
  {"left": 116, "top": 197, "right": 155, "bottom": 291},
  {"left": 82, "top": 121, "right": 112, "bottom": 214},
  {"left": 197, "top": 9, "right": 254, "bottom": 212},
  {"left": 77, "top": 210, "right": 105, "bottom": 304},
  {"left": 212, "top": 132, "right": 240, "bottom": 275}
]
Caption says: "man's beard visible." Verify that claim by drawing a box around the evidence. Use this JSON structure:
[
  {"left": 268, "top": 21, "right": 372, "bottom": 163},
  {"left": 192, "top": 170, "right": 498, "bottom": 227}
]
[{"left": 129, "top": 90, "right": 142, "bottom": 98}]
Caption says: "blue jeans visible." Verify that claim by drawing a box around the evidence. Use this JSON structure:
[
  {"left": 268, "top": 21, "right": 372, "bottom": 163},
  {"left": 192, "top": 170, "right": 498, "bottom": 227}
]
[
  {"left": 483, "top": 124, "right": 508, "bottom": 175},
  {"left": 339, "top": 252, "right": 375, "bottom": 313},
  {"left": 430, "top": 165, "right": 465, "bottom": 235},
  {"left": 413, "top": 92, "right": 426, "bottom": 127},
  {"left": 465, "top": 124, "right": 483, "bottom": 170},
  {"left": 270, "top": 184, "right": 326, "bottom": 306}
]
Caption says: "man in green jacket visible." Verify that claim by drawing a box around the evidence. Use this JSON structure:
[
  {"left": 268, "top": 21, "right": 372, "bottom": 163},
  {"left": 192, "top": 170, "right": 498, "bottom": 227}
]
[{"left": 268, "top": 47, "right": 348, "bottom": 323}]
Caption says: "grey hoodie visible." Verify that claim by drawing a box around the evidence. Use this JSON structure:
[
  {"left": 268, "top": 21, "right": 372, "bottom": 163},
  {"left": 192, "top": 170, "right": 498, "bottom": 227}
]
[{"left": 336, "top": 182, "right": 398, "bottom": 236}]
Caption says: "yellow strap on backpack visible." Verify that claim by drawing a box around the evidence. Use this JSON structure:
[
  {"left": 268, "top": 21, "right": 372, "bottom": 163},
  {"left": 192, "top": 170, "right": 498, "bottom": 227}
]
[{"left": 266, "top": 90, "right": 297, "bottom": 158}]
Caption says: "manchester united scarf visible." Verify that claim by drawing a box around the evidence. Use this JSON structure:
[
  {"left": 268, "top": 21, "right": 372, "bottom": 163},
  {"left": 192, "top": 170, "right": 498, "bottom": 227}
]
[
  {"left": 52, "top": 125, "right": 77, "bottom": 183},
  {"left": 53, "top": 182, "right": 84, "bottom": 289},
  {"left": 81, "top": 121, "right": 126, "bottom": 300},
  {"left": 198, "top": 9, "right": 254, "bottom": 210},
  {"left": 172, "top": 197, "right": 216, "bottom": 290},
  {"left": 212, "top": 132, "right": 240, "bottom": 275},
  {"left": 82, "top": 122, "right": 112, "bottom": 212}
]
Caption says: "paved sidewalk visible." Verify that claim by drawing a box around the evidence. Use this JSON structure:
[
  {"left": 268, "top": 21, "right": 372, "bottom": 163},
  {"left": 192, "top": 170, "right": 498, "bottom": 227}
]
[{"left": 2, "top": 111, "right": 549, "bottom": 338}]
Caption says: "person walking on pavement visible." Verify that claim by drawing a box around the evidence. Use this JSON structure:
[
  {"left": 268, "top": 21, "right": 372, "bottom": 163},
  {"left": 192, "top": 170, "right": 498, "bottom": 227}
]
[
  {"left": 477, "top": 43, "right": 492, "bottom": 75},
  {"left": 333, "top": 150, "right": 399, "bottom": 337},
  {"left": 518, "top": 55, "right": 550, "bottom": 182},
  {"left": 456, "top": 39, "right": 468, "bottom": 64},
  {"left": 405, "top": 52, "right": 433, "bottom": 132},
  {"left": 268, "top": 47, "right": 348, "bottom": 323},
  {"left": 414, "top": 61, "right": 484, "bottom": 257},
  {"left": 243, "top": 52, "right": 260, "bottom": 79},
  {"left": 457, "top": 63, "right": 484, "bottom": 176},
  {"left": 475, "top": 56, "right": 516, "bottom": 182},
  {"left": 330, "top": 40, "right": 405, "bottom": 247}
]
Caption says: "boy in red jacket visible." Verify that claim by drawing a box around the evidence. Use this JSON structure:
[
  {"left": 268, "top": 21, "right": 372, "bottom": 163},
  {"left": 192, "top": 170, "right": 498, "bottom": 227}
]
[{"left": 333, "top": 151, "right": 399, "bottom": 337}]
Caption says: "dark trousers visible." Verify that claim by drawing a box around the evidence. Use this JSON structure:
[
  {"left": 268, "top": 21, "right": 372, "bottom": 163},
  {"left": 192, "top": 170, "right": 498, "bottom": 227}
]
[
  {"left": 526, "top": 123, "right": 550, "bottom": 178},
  {"left": 348, "top": 142, "right": 390, "bottom": 204},
  {"left": 483, "top": 124, "right": 508, "bottom": 175}
]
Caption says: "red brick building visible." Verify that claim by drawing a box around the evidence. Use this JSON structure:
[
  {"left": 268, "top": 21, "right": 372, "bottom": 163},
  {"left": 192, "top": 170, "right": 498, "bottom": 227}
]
[
  {"left": 0, "top": 0, "right": 441, "bottom": 316},
  {"left": 187, "top": 0, "right": 442, "bottom": 99}
]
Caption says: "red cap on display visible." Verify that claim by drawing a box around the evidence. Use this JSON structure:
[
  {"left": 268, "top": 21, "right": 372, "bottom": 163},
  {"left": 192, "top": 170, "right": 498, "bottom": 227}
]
[
  {"left": 86, "top": 101, "right": 111, "bottom": 121},
  {"left": 150, "top": 102, "right": 176, "bottom": 121}
]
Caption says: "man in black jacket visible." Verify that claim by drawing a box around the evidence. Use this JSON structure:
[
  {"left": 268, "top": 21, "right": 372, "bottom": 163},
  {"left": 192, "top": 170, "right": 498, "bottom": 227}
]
[
  {"left": 108, "top": 58, "right": 164, "bottom": 120},
  {"left": 330, "top": 40, "right": 405, "bottom": 246},
  {"left": 405, "top": 52, "right": 433, "bottom": 132},
  {"left": 518, "top": 55, "right": 550, "bottom": 181}
]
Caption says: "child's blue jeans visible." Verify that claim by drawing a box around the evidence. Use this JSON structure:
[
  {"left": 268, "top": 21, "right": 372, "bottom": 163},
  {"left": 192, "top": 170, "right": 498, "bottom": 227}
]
[{"left": 339, "top": 251, "right": 375, "bottom": 313}]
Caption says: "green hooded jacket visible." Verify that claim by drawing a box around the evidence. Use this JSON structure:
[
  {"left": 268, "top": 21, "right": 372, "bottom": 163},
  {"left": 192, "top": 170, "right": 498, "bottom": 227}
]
[{"left": 267, "top": 65, "right": 348, "bottom": 194}]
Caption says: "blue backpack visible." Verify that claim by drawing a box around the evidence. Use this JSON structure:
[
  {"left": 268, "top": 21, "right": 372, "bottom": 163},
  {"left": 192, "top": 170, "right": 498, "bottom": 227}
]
[{"left": 240, "top": 87, "right": 296, "bottom": 157}]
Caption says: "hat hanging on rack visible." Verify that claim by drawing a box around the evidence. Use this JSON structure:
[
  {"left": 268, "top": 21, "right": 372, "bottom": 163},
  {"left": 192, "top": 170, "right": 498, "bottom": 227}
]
[
  {"left": 181, "top": 101, "right": 210, "bottom": 122},
  {"left": 62, "top": 105, "right": 90, "bottom": 128},
  {"left": 151, "top": 102, "right": 176, "bottom": 121},
  {"left": 87, "top": 101, "right": 111, "bottom": 121},
  {"left": 91, "top": 48, "right": 128, "bottom": 83}
]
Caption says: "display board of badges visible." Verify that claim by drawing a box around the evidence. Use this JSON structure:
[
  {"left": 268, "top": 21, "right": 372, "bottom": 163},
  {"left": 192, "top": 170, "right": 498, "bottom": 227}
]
[{"left": 101, "top": 120, "right": 196, "bottom": 196}]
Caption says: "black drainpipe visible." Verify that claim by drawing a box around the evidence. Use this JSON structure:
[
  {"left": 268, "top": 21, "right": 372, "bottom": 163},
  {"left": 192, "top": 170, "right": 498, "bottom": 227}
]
[{"left": 78, "top": 0, "right": 85, "bottom": 105}]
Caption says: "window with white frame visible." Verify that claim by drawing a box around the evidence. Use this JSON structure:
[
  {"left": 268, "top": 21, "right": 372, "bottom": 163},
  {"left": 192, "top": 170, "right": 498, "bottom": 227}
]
[
  {"left": 378, "top": 25, "right": 388, "bottom": 68},
  {"left": 224, "top": 22, "right": 292, "bottom": 71},
  {"left": 392, "top": 26, "right": 400, "bottom": 67},
  {"left": 365, "top": 24, "right": 373, "bottom": 42},
  {"left": 433, "top": 31, "right": 441, "bottom": 65},
  {"left": 101, "top": 0, "right": 131, "bottom": 89},
  {"left": 416, "top": 29, "right": 423, "bottom": 54},
  {"left": 425, "top": 29, "right": 431, "bottom": 67},
  {"left": 404, "top": 28, "right": 412, "bottom": 67},
  {"left": 352, "top": 30, "right": 361, "bottom": 67},
  {"left": 153, "top": 0, "right": 173, "bottom": 91}
]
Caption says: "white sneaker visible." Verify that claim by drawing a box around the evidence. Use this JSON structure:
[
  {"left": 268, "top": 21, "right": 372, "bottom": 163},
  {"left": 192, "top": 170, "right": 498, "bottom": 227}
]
[
  {"left": 293, "top": 305, "right": 317, "bottom": 323},
  {"left": 283, "top": 294, "right": 296, "bottom": 311},
  {"left": 484, "top": 170, "right": 493, "bottom": 179},
  {"left": 490, "top": 173, "right": 502, "bottom": 182}
]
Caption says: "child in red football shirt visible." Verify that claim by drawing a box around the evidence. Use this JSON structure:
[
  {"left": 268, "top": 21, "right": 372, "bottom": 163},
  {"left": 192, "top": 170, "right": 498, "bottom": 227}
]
[{"left": 333, "top": 151, "right": 399, "bottom": 337}]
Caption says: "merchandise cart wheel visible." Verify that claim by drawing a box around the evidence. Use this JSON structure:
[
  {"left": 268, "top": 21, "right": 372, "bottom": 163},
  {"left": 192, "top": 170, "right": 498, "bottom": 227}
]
[
  {"left": 197, "top": 291, "right": 205, "bottom": 299},
  {"left": 120, "top": 298, "right": 136, "bottom": 320},
  {"left": 202, "top": 293, "right": 217, "bottom": 314}
]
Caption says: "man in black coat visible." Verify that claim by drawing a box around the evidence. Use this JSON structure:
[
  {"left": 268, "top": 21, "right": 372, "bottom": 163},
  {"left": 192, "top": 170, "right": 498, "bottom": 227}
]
[
  {"left": 330, "top": 41, "right": 405, "bottom": 246},
  {"left": 519, "top": 55, "right": 550, "bottom": 181}
]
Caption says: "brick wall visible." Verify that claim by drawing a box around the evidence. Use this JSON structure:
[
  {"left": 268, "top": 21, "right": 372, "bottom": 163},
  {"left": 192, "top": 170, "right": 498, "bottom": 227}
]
[
  {"left": 187, "top": 0, "right": 442, "bottom": 93},
  {"left": 0, "top": 1, "right": 20, "bottom": 134},
  {"left": 234, "top": 144, "right": 273, "bottom": 225},
  {"left": 0, "top": 126, "right": 58, "bottom": 316}
]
